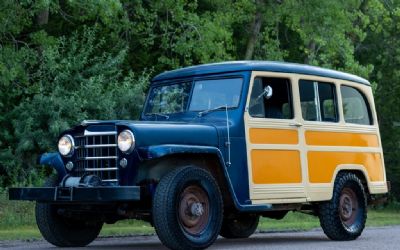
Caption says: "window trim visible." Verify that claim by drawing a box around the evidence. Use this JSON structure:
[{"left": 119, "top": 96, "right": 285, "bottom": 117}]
[
  {"left": 248, "top": 76, "right": 294, "bottom": 120},
  {"left": 188, "top": 77, "right": 244, "bottom": 112},
  {"left": 144, "top": 81, "right": 193, "bottom": 115},
  {"left": 299, "top": 79, "right": 339, "bottom": 123},
  {"left": 340, "top": 84, "right": 374, "bottom": 126},
  {"left": 142, "top": 75, "right": 245, "bottom": 117}
]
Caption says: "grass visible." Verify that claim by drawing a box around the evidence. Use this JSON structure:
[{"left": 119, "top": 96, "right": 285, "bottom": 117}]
[
  {"left": 0, "top": 222, "right": 156, "bottom": 241},
  {"left": 1, "top": 191, "right": 400, "bottom": 241},
  {"left": 0, "top": 192, "right": 156, "bottom": 241},
  {"left": 258, "top": 208, "right": 400, "bottom": 232}
]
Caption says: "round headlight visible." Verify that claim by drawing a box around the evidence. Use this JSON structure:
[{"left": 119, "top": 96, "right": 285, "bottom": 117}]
[
  {"left": 58, "top": 135, "right": 74, "bottom": 157},
  {"left": 118, "top": 130, "right": 135, "bottom": 153}
]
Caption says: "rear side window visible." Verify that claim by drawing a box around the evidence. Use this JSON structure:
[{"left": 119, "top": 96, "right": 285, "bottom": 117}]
[
  {"left": 340, "top": 86, "right": 372, "bottom": 125},
  {"left": 299, "top": 80, "right": 338, "bottom": 122}
]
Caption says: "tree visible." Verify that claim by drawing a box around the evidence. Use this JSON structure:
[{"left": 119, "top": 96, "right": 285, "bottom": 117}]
[
  {"left": 0, "top": 0, "right": 399, "bottom": 199},
  {"left": 356, "top": 0, "right": 400, "bottom": 198},
  {"left": 0, "top": 1, "right": 148, "bottom": 186}
]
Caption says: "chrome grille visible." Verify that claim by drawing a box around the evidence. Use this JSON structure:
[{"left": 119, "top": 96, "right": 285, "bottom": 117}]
[{"left": 74, "top": 131, "right": 118, "bottom": 184}]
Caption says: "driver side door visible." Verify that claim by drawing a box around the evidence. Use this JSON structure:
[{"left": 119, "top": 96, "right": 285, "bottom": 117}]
[{"left": 244, "top": 72, "right": 307, "bottom": 203}]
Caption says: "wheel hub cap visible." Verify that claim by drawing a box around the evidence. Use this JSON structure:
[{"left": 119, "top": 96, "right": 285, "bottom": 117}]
[
  {"left": 190, "top": 202, "right": 204, "bottom": 217},
  {"left": 341, "top": 195, "right": 353, "bottom": 219}
]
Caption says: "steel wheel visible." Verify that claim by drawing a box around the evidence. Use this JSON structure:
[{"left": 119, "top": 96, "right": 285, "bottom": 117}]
[
  {"left": 220, "top": 213, "right": 259, "bottom": 239},
  {"left": 339, "top": 187, "right": 359, "bottom": 227},
  {"left": 318, "top": 172, "right": 367, "bottom": 241},
  {"left": 178, "top": 185, "right": 210, "bottom": 235},
  {"left": 35, "top": 176, "right": 103, "bottom": 247},
  {"left": 152, "top": 166, "right": 223, "bottom": 250}
]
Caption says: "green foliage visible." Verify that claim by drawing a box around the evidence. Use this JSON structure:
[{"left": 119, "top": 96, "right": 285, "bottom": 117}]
[
  {"left": 355, "top": 0, "right": 400, "bottom": 198},
  {"left": 0, "top": 10, "right": 149, "bottom": 186},
  {"left": 0, "top": 0, "right": 399, "bottom": 199}
]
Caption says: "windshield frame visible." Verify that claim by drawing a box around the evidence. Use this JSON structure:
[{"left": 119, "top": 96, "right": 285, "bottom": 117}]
[{"left": 142, "top": 75, "right": 244, "bottom": 118}]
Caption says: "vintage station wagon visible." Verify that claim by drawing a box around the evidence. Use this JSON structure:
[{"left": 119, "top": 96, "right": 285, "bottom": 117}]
[{"left": 10, "top": 61, "right": 388, "bottom": 250}]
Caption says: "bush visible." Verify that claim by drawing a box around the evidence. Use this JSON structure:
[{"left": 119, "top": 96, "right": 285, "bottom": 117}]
[{"left": 0, "top": 27, "right": 150, "bottom": 187}]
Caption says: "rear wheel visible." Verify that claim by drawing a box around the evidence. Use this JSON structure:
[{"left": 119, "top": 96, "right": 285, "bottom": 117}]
[
  {"left": 220, "top": 213, "right": 259, "bottom": 239},
  {"left": 35, "top": 176, "right": 103, "bottom": 247},
  {"left": 318, "top": 172, "right": 367, "bottom": 241},
  {"left": 152, "top": 166, "right": 223, "bottom": 250}
]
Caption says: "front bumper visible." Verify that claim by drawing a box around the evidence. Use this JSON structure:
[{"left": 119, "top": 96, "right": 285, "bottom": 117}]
[{"left": 8, "top": 186, "right": 141, "bottom": 202}]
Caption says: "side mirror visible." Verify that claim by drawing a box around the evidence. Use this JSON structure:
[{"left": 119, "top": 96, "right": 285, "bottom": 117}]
[
  {"left": 256, "top": 85, "right": 273, "bottom": 101},
  {"left": 263, "top": 85, "right": 273, "bottom": 100}
]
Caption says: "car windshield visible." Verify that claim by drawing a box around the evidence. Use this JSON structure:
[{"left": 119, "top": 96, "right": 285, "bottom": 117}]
[{"left": 144, "top": 78, "right": 243, "bottom": 115}]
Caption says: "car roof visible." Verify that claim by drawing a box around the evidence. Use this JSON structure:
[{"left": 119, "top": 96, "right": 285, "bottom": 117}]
[{"left": 152, "top": 61, "right": 370, "bottom": 85}]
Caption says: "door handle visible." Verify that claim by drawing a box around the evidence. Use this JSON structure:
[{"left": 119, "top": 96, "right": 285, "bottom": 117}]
[{"left": 289, "top": 122, "right": 303, "bottom": 127}]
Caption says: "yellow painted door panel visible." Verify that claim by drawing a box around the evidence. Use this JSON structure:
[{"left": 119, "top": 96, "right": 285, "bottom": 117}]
[
  {"left": 245, "top": 73, "right": 306, "bottom": 201},
  {"left": 250, "top": 128, "right": 298, "bottom": 144},
  {"left": 251, "top": 150, "right": 302, "bottom": 184}
]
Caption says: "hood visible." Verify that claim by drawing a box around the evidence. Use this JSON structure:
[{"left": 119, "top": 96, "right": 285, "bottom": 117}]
[{"left": 76, "top": 120, "right": 219, "bottom": 148}]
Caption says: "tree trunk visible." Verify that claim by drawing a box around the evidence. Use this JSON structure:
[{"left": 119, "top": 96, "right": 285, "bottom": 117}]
[
  {"left": 244, "top": 9, "right": 263, "bottom": 60},
  {"left": 304, "top": 40, "right": 316, "bottom": 64},
  {"left": 36, "top": 7, "right": 49, "bottom": 26},
  {"left": 36, "top": 6, "right": 49, "bottom": 56}
]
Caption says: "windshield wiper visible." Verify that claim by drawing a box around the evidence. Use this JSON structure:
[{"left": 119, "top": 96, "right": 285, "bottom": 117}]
[
  {"left": 197, "top": 105, "right": 230, "bottom": 117},
  {"left": 146, "top": 113, "right": 170, "bottom": 120}
]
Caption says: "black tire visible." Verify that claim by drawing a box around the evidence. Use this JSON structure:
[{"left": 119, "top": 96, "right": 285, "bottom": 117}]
[
  {"left": 220, "top": 213, "right": 259, "bottom": 239},
  {"left": 35, "top": 176, "right": 103, "bottom": 247},
  {"left": 318, "top": 172, "right": 367, "bottom": 241},
  {"left": 152, "top": 166, "right": 223, "bottom": 250}
]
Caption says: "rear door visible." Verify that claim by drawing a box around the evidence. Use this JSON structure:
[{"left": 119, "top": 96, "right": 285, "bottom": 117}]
[{"left": 299, "top": 79, "right": 386, "bottom": 201}]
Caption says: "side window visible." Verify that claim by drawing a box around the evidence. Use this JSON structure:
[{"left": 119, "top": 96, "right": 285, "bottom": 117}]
[
  {"left": 299, "top": 80, "right": 338, "bottom": 122},
  {"left": 340, "top": 85, "right": 372, "bottom": 125},
  {"left": 249, "top": 77, "right": 293, "bottom": 119},
  {"left": 319, "top": 83, "right": 337, "bottom": 122}
]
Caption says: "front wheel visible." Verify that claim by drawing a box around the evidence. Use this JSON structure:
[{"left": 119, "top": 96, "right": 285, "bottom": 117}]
[
  {"left": 152, "top": 166, "right": 223, "bottom": 250},
  {"left": 318, "top": 172, "right": 367, "bottom": 241},
  {"left": 35, "top": 176, "right": 103, "bottom": 247},
  {"left": 220, "top": 213, "right": 259, "bottom": 239}
]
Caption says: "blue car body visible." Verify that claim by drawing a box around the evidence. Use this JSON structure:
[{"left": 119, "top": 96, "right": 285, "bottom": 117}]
[{"left": 22, "top": 61, "right": 371, "bottom": 211}]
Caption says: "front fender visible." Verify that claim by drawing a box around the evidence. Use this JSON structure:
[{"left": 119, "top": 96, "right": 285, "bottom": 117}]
[
  {"left": 38, "top": 152, "right": 66, "bottom": 181},
  {"left": 138, "top": 144, "right": 272, "bottom": 212},
  {"left": 138, "top": 144, "right": 221, "bottom": 160}
]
